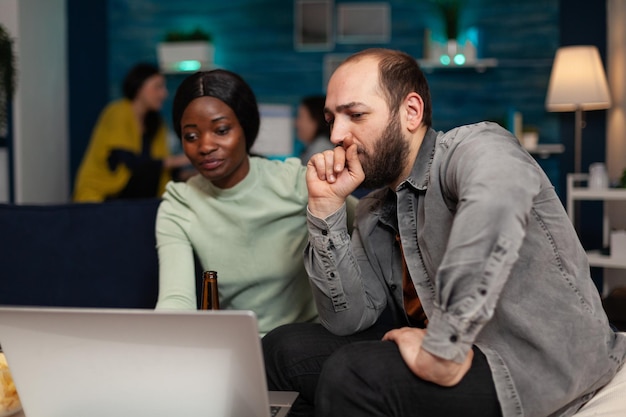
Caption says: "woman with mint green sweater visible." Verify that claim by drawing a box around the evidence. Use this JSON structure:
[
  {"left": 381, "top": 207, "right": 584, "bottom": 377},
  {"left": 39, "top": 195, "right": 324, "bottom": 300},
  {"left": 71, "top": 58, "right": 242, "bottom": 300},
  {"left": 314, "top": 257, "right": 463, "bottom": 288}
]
[{"left": 155, "top": 70, "right": 355, "bottom": 335}]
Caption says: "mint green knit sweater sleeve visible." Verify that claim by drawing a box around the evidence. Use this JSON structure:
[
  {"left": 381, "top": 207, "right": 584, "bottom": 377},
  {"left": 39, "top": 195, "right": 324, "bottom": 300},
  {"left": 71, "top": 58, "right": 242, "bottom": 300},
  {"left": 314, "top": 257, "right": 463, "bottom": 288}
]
[{"left": 155, "top": 180, "right": 198, "bottom": 310}]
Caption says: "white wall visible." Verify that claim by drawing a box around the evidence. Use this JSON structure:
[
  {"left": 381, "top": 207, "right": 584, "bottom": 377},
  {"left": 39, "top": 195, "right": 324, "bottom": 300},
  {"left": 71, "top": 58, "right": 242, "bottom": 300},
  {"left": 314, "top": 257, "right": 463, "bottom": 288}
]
[
  {"left": 0, "top": 0, "right": 18, "bottom": 203},
  {"left": 0, "top": 0, "right": 68, "bottom": 204},
  {"left": 0, "top": 148, "right": 7, "bottom": 202},
  {"left": 605, "top": 0, "right": 626, "bottom": 291},
  {"left": 607, "top": 0, "right": 626, "bottom": 183}
]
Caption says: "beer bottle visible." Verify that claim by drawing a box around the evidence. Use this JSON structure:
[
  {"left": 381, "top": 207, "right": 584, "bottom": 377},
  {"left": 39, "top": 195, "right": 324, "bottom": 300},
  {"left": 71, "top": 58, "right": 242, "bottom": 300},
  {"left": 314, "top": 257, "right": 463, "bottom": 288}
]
[{"left": 201, "top": 270, "right": 220, "bottom": 310}]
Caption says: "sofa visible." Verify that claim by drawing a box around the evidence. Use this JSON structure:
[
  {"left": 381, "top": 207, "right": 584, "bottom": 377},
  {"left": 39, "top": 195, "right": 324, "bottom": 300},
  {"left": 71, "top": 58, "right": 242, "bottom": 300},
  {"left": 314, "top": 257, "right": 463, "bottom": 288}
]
[
  {"left": 0, "top": 199, "right": 624, "bottom": 415},
  {"left": 0, "top": 199, "right": 163, "bottom": 308},
  {"left": 574, "top": 362, "right": 626, "bottom": 416}
]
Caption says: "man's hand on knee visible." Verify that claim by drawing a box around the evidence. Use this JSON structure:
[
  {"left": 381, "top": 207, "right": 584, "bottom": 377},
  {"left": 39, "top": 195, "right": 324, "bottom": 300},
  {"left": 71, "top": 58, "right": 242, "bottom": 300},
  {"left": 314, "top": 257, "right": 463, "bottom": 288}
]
[{"left": 382, "top": 327, "right": 474, "bottom": 387}]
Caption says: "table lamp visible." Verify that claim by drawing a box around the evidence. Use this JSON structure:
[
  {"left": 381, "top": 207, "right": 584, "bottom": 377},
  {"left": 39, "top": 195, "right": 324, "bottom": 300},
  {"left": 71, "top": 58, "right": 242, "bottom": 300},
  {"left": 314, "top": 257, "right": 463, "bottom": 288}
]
[{"left": 545, "top": 45, "right": 611, "bottom": 173}]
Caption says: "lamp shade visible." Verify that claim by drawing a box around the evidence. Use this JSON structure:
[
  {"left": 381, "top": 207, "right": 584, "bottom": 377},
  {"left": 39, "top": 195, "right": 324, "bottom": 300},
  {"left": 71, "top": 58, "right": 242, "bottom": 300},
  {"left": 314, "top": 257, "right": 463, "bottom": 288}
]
[{"left": 545, "top": 45, "right": 611, "bottom": 112}]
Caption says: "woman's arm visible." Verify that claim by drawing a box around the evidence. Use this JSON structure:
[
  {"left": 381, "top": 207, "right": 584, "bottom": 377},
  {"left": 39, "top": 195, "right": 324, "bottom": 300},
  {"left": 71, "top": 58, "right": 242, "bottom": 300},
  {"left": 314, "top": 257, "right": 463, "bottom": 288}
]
[{"left": 155, "top": 187, "right": 198, "bottom": 309}]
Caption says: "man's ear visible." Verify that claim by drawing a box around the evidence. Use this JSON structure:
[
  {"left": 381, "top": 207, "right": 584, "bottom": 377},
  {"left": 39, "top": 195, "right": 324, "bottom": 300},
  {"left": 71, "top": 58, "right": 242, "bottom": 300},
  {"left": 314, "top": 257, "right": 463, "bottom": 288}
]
[{"left": 404, "top": 93, "right": 424, "bottom": 132}]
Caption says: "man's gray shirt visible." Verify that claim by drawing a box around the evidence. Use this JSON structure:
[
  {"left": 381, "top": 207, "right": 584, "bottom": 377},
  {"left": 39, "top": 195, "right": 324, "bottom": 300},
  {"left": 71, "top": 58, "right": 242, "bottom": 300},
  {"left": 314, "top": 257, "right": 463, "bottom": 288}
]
[{"left": 304, "top": 122, "right": 626, "bottom": 417}]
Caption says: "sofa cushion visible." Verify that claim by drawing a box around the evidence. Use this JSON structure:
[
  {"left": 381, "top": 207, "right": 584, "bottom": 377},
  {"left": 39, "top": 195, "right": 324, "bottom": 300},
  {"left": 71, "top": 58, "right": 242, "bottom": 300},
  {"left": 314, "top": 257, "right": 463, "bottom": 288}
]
[{"left": 573, "top": 351, "right": 626, "bottom": 416}]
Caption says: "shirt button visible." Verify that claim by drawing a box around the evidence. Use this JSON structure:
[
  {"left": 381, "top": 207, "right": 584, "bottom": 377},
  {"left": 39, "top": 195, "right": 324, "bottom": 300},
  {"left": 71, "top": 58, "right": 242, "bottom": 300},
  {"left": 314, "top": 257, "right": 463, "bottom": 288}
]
[
  {"left": 322, "top": 230, "right": 328, "bottom": 236},
  {"left": 390, "top": 284, "right": 397, "bottom": 291},
  {"left": 329, "top": 272, "right": 335, "bottom": 278},
  {"left": 450, "top": 335, "right": 458, "bottom": 343}
]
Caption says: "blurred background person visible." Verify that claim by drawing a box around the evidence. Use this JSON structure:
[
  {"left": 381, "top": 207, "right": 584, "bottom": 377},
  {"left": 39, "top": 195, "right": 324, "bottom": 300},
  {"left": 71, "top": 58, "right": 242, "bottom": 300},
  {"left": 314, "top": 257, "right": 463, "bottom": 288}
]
[
  {"left": 296, "top": 95, "right": 333, "bottom": 164},
  {"left": 73, "top": 63, "right": 188, "bottom": 202}
]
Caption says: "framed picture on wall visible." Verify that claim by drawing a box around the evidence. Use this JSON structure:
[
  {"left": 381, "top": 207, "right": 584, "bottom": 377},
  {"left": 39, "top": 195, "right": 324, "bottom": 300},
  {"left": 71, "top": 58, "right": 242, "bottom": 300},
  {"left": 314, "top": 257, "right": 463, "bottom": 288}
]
[
  {"left": 294, "top": 0, "right": 334, "bottom": 51},
  {"left": 336, "top": 3, "right": 390, "bottom": 44}
]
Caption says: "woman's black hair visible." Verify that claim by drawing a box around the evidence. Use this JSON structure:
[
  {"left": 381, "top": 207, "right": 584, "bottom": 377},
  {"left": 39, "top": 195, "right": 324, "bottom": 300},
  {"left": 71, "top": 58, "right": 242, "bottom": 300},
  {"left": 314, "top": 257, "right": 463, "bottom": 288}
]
[
  {"left": 122, "top": 63, "right": 160, "bottom": 100},
  {"left": 122, "top": 63, "right": 163, "bottom": 141},
  {"left": 300, "top": 95, "right": 329, "bottom": 139},
  {"left": 172, "top": 69, "right": 260, "bottom": 152}
]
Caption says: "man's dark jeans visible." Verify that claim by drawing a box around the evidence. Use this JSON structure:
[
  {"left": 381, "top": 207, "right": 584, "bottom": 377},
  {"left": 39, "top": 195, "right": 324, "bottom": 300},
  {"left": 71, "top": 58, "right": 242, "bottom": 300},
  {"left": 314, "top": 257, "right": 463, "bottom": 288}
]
[{"left": 263, "top": 322, "right": 502, "bottom": 417}]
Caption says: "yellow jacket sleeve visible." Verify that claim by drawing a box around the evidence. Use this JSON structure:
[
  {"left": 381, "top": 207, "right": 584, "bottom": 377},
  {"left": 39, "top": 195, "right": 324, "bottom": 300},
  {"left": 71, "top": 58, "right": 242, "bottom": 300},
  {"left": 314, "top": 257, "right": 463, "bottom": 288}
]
[{"left": 73, "top": 99, "right": 171, "bottom": 202}]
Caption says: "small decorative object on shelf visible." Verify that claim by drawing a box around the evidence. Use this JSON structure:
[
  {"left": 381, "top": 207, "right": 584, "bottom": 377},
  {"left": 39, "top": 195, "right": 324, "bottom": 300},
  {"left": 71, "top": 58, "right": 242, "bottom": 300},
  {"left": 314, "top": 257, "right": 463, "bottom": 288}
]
[
  {"left": 157, "top": 28, "right": 214, "bottom": 74},
  {"left": 521, "top": 131, "right": 538, "bottom": 151},
  {"left": 611, "top": 230, "right": 626, "bottom": 256},
  {"left": 588, "top": 162, "right": 609, "bottom": 190}
]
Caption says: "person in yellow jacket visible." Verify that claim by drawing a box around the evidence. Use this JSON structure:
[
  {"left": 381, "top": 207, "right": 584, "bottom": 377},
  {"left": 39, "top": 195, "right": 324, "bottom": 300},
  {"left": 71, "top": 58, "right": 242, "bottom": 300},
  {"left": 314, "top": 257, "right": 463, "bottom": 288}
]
[{"left": 73, "top": 63, "right": 188, "bottom": 202}]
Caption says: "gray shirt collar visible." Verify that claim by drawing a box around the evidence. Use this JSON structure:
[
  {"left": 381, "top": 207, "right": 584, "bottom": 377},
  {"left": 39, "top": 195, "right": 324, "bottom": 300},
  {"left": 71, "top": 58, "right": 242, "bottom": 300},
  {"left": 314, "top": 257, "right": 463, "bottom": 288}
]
[
  {"left": 377, "top": 127, "right": 438, "bottom": 229},
  {"left": 397, "top": 127, "right": 438, "bottom": 192}
]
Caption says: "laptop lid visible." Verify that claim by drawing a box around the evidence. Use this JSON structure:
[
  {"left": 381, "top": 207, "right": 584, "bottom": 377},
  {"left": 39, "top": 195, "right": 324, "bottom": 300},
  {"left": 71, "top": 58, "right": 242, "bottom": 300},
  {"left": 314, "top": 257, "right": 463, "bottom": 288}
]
[{"left": 0, "top": 307, "right": 294, "bottom": 417}]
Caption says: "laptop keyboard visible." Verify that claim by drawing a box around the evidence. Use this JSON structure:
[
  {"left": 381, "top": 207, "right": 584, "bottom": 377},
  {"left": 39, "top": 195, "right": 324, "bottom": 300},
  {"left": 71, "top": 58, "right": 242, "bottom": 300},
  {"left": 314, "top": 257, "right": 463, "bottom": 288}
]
[{"left": 270, "top": 406, "right": 282, "bottom": 417}]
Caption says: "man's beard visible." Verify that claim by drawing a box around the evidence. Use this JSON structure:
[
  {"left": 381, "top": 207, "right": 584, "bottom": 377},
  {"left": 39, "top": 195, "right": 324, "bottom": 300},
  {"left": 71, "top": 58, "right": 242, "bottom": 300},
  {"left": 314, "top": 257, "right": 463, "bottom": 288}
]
[{"left": 358, "top": 114, "right": 410, "bottom": 190}]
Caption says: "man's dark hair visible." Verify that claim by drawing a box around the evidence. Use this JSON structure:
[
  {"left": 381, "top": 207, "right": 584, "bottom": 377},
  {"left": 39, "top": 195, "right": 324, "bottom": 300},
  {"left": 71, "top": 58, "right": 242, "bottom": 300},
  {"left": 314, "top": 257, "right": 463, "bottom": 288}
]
[{"left": 343, "top": 48, "right": 432, "bottom": 127}]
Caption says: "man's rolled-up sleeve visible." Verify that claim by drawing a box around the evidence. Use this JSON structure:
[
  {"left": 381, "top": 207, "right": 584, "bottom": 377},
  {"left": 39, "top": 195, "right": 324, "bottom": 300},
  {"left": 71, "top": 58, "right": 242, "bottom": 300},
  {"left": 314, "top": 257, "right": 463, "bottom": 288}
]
[{"left": 305, "top": 204, "right": 385, "bottom": 335}]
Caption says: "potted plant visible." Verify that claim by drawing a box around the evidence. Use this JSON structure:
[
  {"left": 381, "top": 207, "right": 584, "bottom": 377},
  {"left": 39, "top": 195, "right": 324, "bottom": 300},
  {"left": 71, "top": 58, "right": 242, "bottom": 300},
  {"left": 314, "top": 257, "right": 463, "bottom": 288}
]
[
  {"left": 423, "top": 0, "right": 464, "bottom": 63},
  {"left": 427, "top": 0, "right": 461, "bottom": 40},
  {"left": 157, "top": 28, "right": 214, "bottom": 73},
  {"left": 437, "top": 0, "right": 461, "bottom": 59},
  {"left": 163, "top": 28, "right": 212, "bottom": 43},
  {"left": 0, "top": 23, "right": 16, "bottom": 138}
]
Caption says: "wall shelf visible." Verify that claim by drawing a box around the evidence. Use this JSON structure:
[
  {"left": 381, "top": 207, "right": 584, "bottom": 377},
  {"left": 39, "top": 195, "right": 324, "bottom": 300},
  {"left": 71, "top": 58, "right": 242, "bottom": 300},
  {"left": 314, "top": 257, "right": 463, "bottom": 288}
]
[
  {"left": 161, "top": 65, "right": 216, "bottom": 75},
  {"left": 417, "top": 58, "right": 498, "bottom": 73},
  {"left": 527, "top": 144, "right": 565, "bottom": 158},
  {"left": 586, "top": 250, "right": 626, "bottom": 269},
  {"left": 566, "top": 173, "right": 626, "bottom": 270}
]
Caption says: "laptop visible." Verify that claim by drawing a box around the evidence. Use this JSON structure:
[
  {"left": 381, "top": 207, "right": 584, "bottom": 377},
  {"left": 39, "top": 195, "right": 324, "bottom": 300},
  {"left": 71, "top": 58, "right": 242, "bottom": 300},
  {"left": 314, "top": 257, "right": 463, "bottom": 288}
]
[{"left": 0, "top": 307, "right": 297, "bottom": 417}]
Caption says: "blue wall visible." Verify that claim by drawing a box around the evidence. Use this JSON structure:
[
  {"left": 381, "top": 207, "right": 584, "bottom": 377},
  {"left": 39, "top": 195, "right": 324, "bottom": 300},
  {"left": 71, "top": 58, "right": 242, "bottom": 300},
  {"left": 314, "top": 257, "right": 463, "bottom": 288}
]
[
  {"left": 67, "top": 0, "right": 109, "bottom": 188},
  {"left": 100, "top": 0, "right": 564, "bottom": 188},
  {"left": 106, "top": 0, "right": 559, "bottom": 128},
  {"left": 68, "top": 0, "right": 608, "bottom": 203}
]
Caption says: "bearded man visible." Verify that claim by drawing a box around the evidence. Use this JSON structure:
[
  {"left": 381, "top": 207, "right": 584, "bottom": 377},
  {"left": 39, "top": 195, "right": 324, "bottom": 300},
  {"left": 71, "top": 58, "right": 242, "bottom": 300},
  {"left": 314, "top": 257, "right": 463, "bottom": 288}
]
[{"left": 263, "top": 48, "right": 626, "bottom": 417}]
